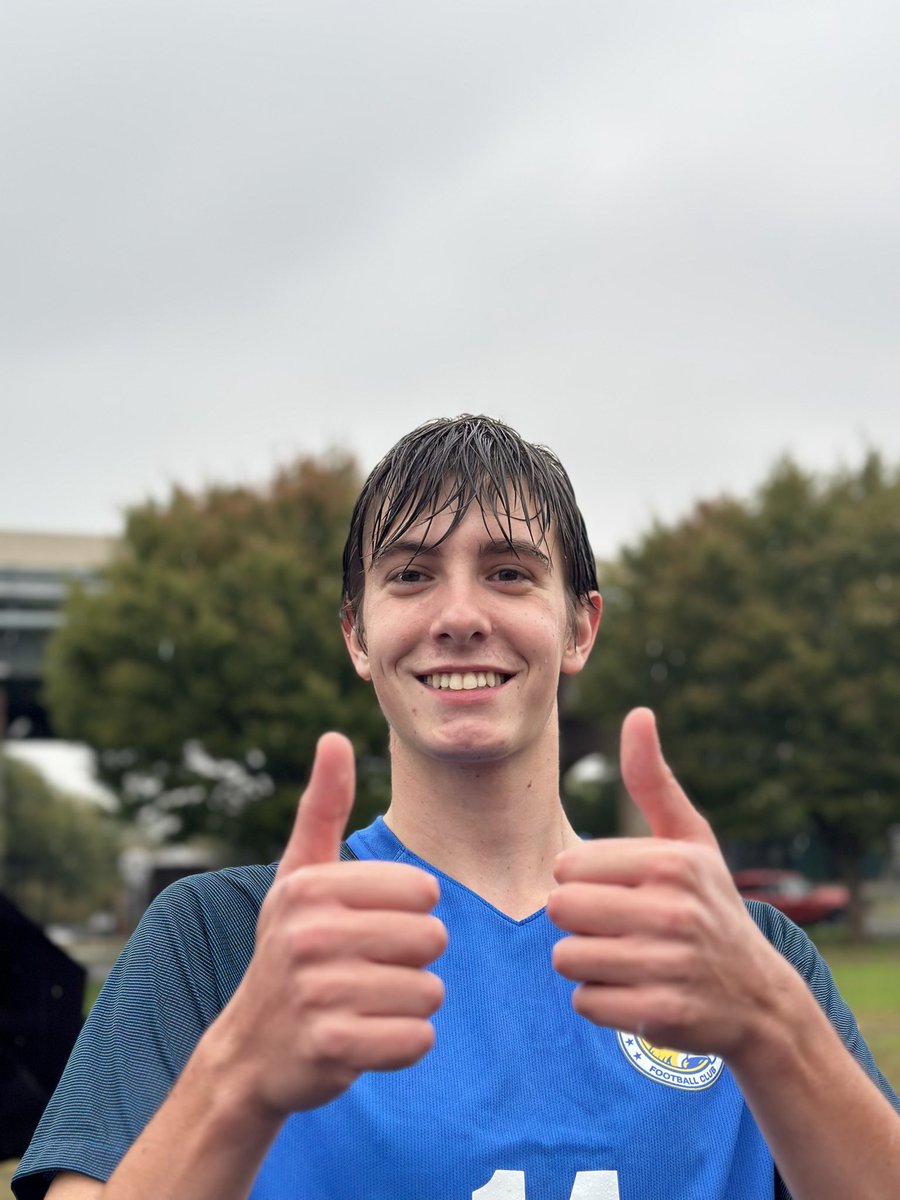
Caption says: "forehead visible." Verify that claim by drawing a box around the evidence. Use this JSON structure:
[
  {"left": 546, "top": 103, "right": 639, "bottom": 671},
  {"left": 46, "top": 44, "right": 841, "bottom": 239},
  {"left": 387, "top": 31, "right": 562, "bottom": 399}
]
[{"left": 365, "top": 485, "right": 558, "bottom": 567}]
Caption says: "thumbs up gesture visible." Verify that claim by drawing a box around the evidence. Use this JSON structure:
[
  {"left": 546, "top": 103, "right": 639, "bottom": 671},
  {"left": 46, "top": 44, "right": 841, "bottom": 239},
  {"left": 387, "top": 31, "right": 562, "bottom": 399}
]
[
  {"left": 210, "top": 733, "right": 447, "bottom": 1121},
  {"left": 549, "top": 709, "right": 790, "bottom": 1061}
]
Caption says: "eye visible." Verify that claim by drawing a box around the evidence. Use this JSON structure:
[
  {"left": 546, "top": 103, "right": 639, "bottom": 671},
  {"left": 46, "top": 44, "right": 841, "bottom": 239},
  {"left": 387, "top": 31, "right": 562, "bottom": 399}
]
[
  {"left": 491, "top": 566, "right": 531, "bottom": 584},
  {"left": 388, "top": 567, "right": 429, "bottom": 585}
]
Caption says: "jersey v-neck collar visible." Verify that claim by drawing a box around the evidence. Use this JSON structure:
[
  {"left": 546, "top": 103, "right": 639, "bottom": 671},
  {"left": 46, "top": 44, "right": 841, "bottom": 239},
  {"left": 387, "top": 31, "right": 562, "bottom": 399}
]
[{"left": 347, "top": 816, "right": 548, "bottom": 927}]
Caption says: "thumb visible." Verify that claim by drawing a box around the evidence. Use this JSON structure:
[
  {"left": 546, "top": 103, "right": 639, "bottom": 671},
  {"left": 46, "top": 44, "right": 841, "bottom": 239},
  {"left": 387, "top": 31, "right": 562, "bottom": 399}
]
[
  {"left": 620, "top": 708, "right": 716, "bottom": 847},
  {"left": 276, "top": 732, "right": 356, "bottom": 878}
]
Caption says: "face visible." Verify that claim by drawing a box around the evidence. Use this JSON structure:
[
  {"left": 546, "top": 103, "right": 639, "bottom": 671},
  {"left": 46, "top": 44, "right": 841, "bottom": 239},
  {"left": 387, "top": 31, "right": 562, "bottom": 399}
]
[{"left": 342, "top": 499, "right": 601, "bottom": 769}]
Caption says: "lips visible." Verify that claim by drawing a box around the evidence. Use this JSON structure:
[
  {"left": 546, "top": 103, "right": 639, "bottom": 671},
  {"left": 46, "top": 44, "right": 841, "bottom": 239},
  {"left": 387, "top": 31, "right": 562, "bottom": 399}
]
[{"left": 419, "top": 670, "right": 512, "bottom": 691}]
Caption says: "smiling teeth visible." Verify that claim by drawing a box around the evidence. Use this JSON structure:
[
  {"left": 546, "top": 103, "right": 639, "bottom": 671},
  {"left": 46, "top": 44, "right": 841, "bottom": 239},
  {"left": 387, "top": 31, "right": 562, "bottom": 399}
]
[{"left": 426, "top": 671, "right": 507, "bottom": 690}]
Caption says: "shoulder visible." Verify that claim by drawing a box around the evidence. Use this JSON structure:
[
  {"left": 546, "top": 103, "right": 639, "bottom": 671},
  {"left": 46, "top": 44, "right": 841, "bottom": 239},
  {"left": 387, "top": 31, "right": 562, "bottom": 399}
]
[
  {"left": 147, "top": 861, "right": 277, "bottom": 924},
  {"left": 102, "top": 862, "right": 278, "bottom": 1012},
  {"left": 139, "top": 861, "right": 277, "bottom": 970}
]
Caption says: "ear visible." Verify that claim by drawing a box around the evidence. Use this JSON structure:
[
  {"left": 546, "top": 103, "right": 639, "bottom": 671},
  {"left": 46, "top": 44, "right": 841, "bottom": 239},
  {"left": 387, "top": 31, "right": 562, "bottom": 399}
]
[
  {"left": 341, "top": 606, "right": 371, "bottom": 682},
  {"left": 560, "top": 591, "right": 602, "bottom": 676}
]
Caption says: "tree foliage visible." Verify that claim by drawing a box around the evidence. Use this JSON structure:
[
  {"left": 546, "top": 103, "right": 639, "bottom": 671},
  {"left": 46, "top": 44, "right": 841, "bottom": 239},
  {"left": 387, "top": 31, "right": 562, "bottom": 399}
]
[
  {"left": 44, "top": 454, "right": 387, "bottom": 859},
  {"left": 0, "top": 755, "right": 121, "bottom": 926},
  {"left": 573, "top": 454, "right": 900, "bottom": 932}
]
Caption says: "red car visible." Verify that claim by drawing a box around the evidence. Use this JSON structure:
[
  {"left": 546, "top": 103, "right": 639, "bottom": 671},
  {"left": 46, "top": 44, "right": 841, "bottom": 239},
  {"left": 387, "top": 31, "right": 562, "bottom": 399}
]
[{"left": 732, "top": 869, "right": 849, "bottom": 926}]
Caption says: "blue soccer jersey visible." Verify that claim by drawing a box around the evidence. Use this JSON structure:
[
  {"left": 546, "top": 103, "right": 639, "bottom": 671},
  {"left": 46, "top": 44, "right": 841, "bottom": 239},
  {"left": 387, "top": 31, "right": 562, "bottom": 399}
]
[
  {"left": 251, "top": 819, "right": 773, "bottom": 1200},
  {"left": 14, "top": 817, "right": 899, "bottom": 1200}
]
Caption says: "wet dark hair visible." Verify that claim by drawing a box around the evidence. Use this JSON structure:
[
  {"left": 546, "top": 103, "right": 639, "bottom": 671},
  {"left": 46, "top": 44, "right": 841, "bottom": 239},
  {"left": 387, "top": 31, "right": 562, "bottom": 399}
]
[{"left": 341, "top": 415, "right": 597, "bottom": 643}]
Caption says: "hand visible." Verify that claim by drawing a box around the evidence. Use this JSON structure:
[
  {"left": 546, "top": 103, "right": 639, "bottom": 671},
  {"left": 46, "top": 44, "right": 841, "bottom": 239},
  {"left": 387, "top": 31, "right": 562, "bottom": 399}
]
[
  {"left": 548, "top": 708, "right": 794, "bottom": 1060},
  {"left": 210, "top": 733, "right": 447, "bottom": 1120}
]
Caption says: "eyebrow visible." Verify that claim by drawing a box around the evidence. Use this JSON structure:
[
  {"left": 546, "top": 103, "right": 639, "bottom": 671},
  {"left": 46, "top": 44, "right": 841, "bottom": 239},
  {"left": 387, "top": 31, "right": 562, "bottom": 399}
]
[{"left": 370, "top": 537, "right": 553, "bottom": 571}]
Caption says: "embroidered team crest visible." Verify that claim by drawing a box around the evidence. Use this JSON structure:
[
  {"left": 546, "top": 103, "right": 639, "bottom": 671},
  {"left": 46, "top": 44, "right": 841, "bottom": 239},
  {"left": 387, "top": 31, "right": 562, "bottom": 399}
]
[{"left": 616, "top": 1031, "right": 724, "bottom": 1091}]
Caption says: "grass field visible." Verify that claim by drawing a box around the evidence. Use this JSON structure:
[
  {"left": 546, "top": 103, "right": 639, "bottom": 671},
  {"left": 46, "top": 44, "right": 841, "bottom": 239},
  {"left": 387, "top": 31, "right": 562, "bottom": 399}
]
[
  {"left": 812, "top": 936, "right": 900, "bottom": 1090},
  {"left": 3, "top": 935, "right": 898, "bottom": 1196}
]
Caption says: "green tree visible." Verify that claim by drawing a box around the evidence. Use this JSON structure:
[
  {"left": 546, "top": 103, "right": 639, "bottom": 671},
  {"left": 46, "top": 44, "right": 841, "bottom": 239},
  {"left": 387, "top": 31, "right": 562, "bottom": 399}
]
[
  {"left": 573, "top": 454, "right": 900, "bottom": 938},
  {"left": 44, "top": 454, "right": 387, "bottom": 860},
  {"left": 0, "top": 754, "right": 121, "bottom": 926}
]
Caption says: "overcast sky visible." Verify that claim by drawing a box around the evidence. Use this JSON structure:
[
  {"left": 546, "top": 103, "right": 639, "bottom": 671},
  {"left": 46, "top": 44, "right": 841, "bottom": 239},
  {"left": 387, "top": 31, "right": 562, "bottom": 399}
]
[{"left": 3, "top": 1, "right": 899, "bottom": 560}]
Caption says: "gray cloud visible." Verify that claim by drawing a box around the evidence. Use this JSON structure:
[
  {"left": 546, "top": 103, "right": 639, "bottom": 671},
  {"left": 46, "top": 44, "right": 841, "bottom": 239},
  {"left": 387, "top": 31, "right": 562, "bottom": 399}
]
[{"left": 2, "top": 1, "right": 899, "bottom": 558}]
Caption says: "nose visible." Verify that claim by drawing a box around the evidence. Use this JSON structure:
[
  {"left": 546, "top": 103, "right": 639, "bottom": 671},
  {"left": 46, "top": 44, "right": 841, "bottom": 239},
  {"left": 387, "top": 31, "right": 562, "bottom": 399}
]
[{"left": 429, "top": 576, "right": 492, "bottom": 643}]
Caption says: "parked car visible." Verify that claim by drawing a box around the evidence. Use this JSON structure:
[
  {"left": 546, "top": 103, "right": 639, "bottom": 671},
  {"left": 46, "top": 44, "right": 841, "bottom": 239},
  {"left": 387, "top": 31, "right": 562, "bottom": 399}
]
[{"left": 732, "top": 868, "right": 849, "bottom": 926}]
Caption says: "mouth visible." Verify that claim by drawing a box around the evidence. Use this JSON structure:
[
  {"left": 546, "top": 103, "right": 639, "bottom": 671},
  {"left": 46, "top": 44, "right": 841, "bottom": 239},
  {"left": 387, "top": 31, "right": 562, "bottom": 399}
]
[{"left": 418, "top": 671, "right": 513, "bottom": 692}]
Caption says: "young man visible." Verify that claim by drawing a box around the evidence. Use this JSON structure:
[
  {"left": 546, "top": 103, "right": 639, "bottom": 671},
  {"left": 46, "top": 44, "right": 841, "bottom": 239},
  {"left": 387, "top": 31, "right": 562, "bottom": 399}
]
[{"left": 15, "top": 415, "right": 900, "bottom": 1200}]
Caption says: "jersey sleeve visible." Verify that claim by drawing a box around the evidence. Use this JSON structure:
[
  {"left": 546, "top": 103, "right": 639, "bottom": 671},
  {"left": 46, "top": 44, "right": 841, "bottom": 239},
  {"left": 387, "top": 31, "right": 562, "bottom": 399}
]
[
  {"left": 12, "top": 866, "right": 269, "bottom": 1200},
  {"left": 745, "top": 899, "right": 900, "bottom": 1200}
]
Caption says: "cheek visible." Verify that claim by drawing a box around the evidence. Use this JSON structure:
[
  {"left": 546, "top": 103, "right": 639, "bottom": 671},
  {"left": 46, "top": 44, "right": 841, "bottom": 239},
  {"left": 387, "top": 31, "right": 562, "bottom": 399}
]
[
  {"left": 365, "top": 636, "right": 417, "bottom": 702},
  {"left": 525, "top": 612, "right": 570, "bottom": 663}
]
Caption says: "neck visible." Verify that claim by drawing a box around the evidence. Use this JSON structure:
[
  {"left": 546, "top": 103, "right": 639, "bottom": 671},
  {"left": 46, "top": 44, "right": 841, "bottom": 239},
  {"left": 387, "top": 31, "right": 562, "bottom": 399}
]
[{"left": 382, "top": 734, "right": 580, "bottom": 919}]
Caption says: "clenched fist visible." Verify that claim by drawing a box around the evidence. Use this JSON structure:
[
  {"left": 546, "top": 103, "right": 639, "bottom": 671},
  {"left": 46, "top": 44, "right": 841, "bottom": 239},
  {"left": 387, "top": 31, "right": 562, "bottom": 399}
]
[
  {"left": 549, "top": 708, "right": 797, "bottom": 1062},
  {"left": 205, "top": 733, "right": 447, "bottom": 1122}
]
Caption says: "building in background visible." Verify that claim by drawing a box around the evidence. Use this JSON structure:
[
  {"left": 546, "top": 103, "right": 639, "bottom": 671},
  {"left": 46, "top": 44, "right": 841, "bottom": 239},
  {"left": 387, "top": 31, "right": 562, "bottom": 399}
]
[{"left": 0, "top": 530, "right": 116, "bottom": 738}]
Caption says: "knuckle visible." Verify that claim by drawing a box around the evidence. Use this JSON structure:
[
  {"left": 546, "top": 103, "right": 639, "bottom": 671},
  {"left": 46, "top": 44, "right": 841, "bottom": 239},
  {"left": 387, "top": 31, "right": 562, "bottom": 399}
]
[
  {"left": 415, "top": 915, "right": 448, "bottom": 960},
  {"left": 544, "top": 888, "right": 563, "bottom": 922},
  {"left": 294, "top": 967, "right": 341, "bottom": 1011},
  {"left": 552, "top": 937, "right": 569, "bottom": 967},
  {"left": 410, "top": 1020, "right": 437, "bottom": 1057},
  {"left": 420, "top": 970, "right": 445, "bottom": 1012},
  {"left": 571, "top": 983, "right": 599, "bottom": 1020},
  {"left": 427, "top": 915, "right": 449, "bottom": 952},
  {"left": 284, "top": 866, "right": 335, "bottom": 907},
  {"left": 391, "top": 1020, "right": 436, "bottom": 1065},
  {"left": 641, "top": 940, "right": 689, "bottom": 985},
  {"left": 289, "top": 917, "right": 338, "bottom": 962},
  {"left": 652, "top": 990, "right": 695, "bottom": 1038},
  {"left": 307, "top": 1015, "right": 356, "bottom": 1065},
  {"left": 548, "top": 881, "right": 585, "bottom": 924},
  {"left": 551, "top": 936, "right": 579, "bottom": 978},
  {"left": 647, "top": 850, "right": 693, "bottom": 889},
  {"left": 655, "top": 897, "right": 701, "bottom": 939},
  {"left": 302, "top": 1017, "right": 333, "bottom": 1063},
  {"left": 406, "top": 867, "right": 440, "bottom": 908}
]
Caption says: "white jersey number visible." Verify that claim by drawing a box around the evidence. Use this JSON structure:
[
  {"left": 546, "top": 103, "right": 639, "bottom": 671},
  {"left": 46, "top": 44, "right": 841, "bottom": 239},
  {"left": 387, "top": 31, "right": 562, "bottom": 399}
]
[{"left": 474, "top": 1170, "right": 620, "bottom": 1199}]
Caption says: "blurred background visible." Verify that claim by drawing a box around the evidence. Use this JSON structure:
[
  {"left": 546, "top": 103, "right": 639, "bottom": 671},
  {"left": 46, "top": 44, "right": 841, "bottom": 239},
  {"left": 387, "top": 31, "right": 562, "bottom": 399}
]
[{"left": 2, "top": 0, "right": 900, "bottom": 1179}]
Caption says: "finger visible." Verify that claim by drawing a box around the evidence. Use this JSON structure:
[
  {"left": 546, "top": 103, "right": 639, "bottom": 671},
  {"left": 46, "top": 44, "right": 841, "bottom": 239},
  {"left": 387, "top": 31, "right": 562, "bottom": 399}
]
[
  {"left": 554, "top": 837, "right": 667, "bottom": 885},
  {"left": 279, "top": 860, "right": 440, "bottom": 913},
  {"left": 567, "top": 983, "right": 685, "bottom": 1046},
  {"left": 277, "top": 732, "right": 356, "bottom": 878},
  {"left": 548, "top": 881, "right": 636, "bottom": 935},
  {"left": 554, "top": 836, "right": 718, "bottom": 888},
  {"left": 548, "top": 879, "right": 695, "bottom": 937},
  {"left": 356, "top": 966, "right": 445, "bottom": 1018},
  {"left": 553, "top": 933, "right": 690, "bottom": 987},
  {"left": 620, "top": 708, "right": 715, "bottom": 847},
  {"left": 570, "top": 983, "right": 643, "bottom": 1033},
  {"left": 288, "top": 910, "right": 448, "bottom": 969},
  {"left": 300, "top": 962, "right": 445, "bottom": 1018},
  {"left": 313, "top": 1015, "right": 437, "bottom": 1074}
]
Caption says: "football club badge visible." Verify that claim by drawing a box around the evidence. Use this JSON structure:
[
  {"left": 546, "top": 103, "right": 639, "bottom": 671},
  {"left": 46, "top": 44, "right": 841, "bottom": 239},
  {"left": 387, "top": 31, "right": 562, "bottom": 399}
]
[{"left": 617, "top": 1031, "right": 724, "bottom": 1091}]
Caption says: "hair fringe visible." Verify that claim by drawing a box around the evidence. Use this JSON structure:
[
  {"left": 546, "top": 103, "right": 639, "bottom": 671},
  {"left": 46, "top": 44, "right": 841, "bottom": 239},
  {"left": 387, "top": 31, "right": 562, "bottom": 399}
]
[{"left": 342, "top": 415, "right": 597, "bottom": 642}]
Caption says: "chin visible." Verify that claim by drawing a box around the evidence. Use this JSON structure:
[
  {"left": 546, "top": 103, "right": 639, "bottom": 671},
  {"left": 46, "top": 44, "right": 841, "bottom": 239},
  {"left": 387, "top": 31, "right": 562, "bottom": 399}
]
[{"left": 416, "top": 731, "right": 520, "bottom": 765}]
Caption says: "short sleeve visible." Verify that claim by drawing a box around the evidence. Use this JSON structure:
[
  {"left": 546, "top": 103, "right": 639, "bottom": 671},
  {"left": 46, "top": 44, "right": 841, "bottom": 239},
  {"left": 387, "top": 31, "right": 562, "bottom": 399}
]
[
  {"left": 745, "top": 899, "right": 900, "bottom": 1200},
  {"left": 12, "top": 865, "right": 271, "bottom": 1200}
]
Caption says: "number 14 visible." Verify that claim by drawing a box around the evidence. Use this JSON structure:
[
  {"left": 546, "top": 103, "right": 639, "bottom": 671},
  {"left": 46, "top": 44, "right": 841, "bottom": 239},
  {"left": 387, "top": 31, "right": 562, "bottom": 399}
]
[{"left": 474, "top": 1170, "right": 620, "bottom": 1199}]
